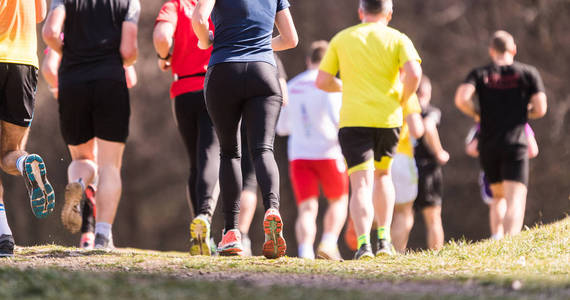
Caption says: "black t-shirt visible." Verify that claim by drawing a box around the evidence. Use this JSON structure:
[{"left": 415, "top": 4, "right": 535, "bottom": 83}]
[
  {"left": 464, "top": 61, "right": 544, "bottom": 149},
  {"left": 51, "top": 0, "right": 140, "bottom": 87},
  {"left": 414, "top": 104, "right": 441, "bottom": 164}
]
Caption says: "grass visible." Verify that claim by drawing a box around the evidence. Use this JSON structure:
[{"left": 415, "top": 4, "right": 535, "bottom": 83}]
[{"left": 0, "top": 217, "right": 568, "bottom": 299}]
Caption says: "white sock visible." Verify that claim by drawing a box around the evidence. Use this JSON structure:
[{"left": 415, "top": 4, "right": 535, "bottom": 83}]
[
  {"left": 76, "top": 178, "right": 85, "bottom": 191},
  {"left": 321, "top": 232, "right": 338, "bottom": 247},
  {"left": 491, "top": 233, "right": 503, "bottom": 240},
  {"left": 0, "top": 204, "right": 12, "bottom": 235},
  {"left": 95, "top": 222, "right": 112, "bottom": 239},
  {"left": 16, "top": 155, "right": 26, "bottom": 175},
  {"left": 298, "top": 243, "right": 315, "bottom": 259}
]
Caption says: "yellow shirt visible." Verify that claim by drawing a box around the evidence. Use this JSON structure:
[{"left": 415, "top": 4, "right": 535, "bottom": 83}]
[
  {"left": 319, "top": 22, "right": 421, "bottom": 128},
  {"left": 396, "top": 93, "right": 422, "bottom": 157},
  {"left": 0, "top": 0, "right": 40, "bottom": 67}
]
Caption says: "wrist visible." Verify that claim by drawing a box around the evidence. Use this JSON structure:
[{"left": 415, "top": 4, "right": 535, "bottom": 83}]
[{"left": 157, "top": 52, "right": 171, "bottom": 60}]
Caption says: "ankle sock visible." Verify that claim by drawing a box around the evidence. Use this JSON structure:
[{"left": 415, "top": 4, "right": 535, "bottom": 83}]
[
  {"left": 0, "top": 204, "right": 12, "bottom": 235},
  {"left": 95, "top": 222, "right": 112, "bottom": 239},
  {"left": 16, "top": 155, "right": 26, "bottom": 175},
  {"left": 377, "top": 226, "right": 390, "bottom": 242},
  {"left": 357, "top": 234, "right": 369, "bottom": 249},
  {"left": 298, "top": 243, "right": 315, "bottom": 259},
  {"left": 320, "top": 232, "right": 338, "bottom": 247}
]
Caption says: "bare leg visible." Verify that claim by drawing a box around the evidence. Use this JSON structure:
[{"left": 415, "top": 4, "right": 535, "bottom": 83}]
[
  {"left": 67, "top": 139, "right": 98, "bottom": 185},
  {"left": 0, "top": 121, "right": 29, "bottom": 176},
  {"left": 349, "top": 170, "right": 375, "bottom": 243},
  {"left": 391, "top": 202, "right": 414, "bottom": 252},
  {"left": 373, "top": 169, "right": 395, "bottom": 230},
  {"left": 238, "top": 190, "right": 257, "bottom": 235},
  {"left": 489, "top": 197, "right": 507, "bottom": 238},
  {"left": 95, "top": 139, "right": 125, "bottom": 224},
  {"left": 295, "top": 198, "right": 318, "bottom": 258},
  {"left": 503, "top": 180, "right": 528, "bottom": 235},
  {"left": 422, "top": 205, "right": 444, "bottom": 250},
  {"left": 322, "top": 194, "right": 348, "bottom": 239}
]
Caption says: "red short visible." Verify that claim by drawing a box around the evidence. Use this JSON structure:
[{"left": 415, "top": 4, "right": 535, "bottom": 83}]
[{"left": 289, "top": 159, "right": 348, "bottom": 205}]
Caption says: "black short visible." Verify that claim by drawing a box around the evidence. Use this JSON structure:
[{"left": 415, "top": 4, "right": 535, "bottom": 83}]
[
  {"left": 58, "top": 79, "right": 130, "bottom": 145},
  {"left": 414, "top": 161, "right": 443, "bottom": 210},
  {"left": 479, "top": 144, "right": 528, "bottom": 185},
  {"left": 338, "top": 127, "right": 400, "bottom": 174},
  {"left": 0, "top": 63, "right": 38, "bottom": 127}
]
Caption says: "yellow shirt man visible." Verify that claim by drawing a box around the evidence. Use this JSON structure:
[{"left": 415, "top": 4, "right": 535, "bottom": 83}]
[{"left": 0, "top": 0, "right": 43, "bottom": 68}]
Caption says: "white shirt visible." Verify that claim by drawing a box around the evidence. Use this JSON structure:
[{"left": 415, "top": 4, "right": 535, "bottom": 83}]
[{"left": 276, "top": 69, "right": 343, "bottom": 161}]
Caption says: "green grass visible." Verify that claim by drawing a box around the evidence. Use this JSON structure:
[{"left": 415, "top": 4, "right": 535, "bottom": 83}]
[{"left": 0, "top": 217, "right": 568, "bottom": 299}]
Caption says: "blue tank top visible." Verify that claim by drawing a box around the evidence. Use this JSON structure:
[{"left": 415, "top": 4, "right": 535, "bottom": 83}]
[{"left": 209, "top": 0, "right": 290, "bottom": 67}]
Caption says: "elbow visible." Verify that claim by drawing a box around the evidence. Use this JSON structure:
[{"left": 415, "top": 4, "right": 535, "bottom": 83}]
[
  {"left": 315, "top": 76, "right": 326, "bottom": 91},
  {"left": 121, "top": 46, "right": 138, "bottom": 66},
  {"left": 411, "top": 125, "right": 424, "bottom": 139},
  {"left": 42, "top": 26, "right": 58, "bottom": 45},
  {"left": 152, "top": 30, "right": 170, "bottom": 52},
  {"left": 286, "top": 32, "right": 299, "bottom": 49}
]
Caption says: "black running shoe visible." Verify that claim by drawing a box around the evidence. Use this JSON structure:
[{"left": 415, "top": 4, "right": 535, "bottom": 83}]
[
  {"left": 0, "top": 234, "right": 15, "bottom": 257},
  {"left": 376, "top": 239, "right": 396, "bottom": 256},
  {"left": 354, "top": 243, "right": 374, "bottom": 260}
]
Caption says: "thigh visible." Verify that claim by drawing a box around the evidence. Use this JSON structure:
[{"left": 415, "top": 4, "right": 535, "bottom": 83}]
[
  {"left": 96, "top": 139, "right": 125, "bottom": 169},
  {"left": 373, "top": 127, "right": 400, "bottom": 171},
  {"left": 0, "top": 64, "right": 37, "bottom": 127},
  {"left": 479, "top": 147, "right": 502, "bottom": 185},
  {"left": 391, "top": 154, "right": 418, "bottom": 205},
  {"left": 290, "top": 160, "right": 319, "bottom": 205},
  {"left": 58, "top": 82, "right": 94, "bottom": 145},
  {"left": 92, "top": 80, "right": 130, "bottom": 144},
  {"left": 316, "top": 159, "right": 348, "bottom": 200},
  {"left": 502, "top": 147, "right": 529, "bottom": 186},
  {"left": 338, "top": 127, "right": 375, "bottom": 176},
  {"left": 1, "top": 120, "right": 29, "bottom": 155},
  {"left": 67, "top": 139, "right": 96, "bottom": 161},
  {"left": 174, "top": 92, "right": 200, "bottom": 164}
]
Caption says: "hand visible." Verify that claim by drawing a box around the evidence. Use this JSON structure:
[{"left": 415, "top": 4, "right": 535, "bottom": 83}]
[
  {"left": 436, "top": 150, "right": 450, "bottom": 165},
  {"left": 157, "top": 58, "right": 171, "bottom": 71}
]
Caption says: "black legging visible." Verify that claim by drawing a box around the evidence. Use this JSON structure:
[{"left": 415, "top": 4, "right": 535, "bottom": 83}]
[
  {"left": 174, "top": 90, "right": 220, "bottom": 219},
  {"left": 205, "top": 62, "right": 282, "bottom": 232}
]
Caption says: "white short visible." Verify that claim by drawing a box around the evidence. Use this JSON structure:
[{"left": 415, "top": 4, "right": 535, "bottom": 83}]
[{"left": 391, "top": 153, "right": 418, "bottom": 204}]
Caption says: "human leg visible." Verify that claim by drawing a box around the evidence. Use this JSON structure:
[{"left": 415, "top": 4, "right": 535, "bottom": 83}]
[
  {"left": 296, "top": 198, "right": 318, "bottom": 259},
  {"left": 503, "top": 180, "right": 528, "bottom": 235},
  {"left": 391, "top": 202, "right": 414, "bottom": 253},
  {"left": 238, "top": 122, "right": 258, "bottom": 246},
  {"left": 422, "top": 205, "right": 444, "bottom": 250}
]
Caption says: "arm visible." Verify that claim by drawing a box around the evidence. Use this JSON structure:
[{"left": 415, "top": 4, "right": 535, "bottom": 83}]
[
  {"left": 121, "top": 22, "right": 138, "bottom": 66},
  {"left": 41, "top": 48, "right": 61, "bottom": 98},
  {"left": 42, "top": 7, "right": 65, "bottom": 54},
  {"left": 192, "top": 0, "right": 215, "bottom": 50},
  {"left": 316, "top": 70, "right": 342, "bottom": 93},
  {"left": 465, "top": 138, "right": 479, "bottom": 158},
  {"left": 272, "top": 8, "right": 298, "bottom": 51},
  {"left": 423, "top": 117, "right": 449, "bottom": 165},
  {"left": 36, "top": 0, "right": 47, "bottom": 23},
  {"left": 454, "top": 83, "right": 479, "bottom": 121},
  {"left": 400, "top": 60, "right": 422, "bottom": 105},
  {"left": 528, "top": 92, "right": 547, "bottom": 119},
  {"left": 124, "top": 65, "right": 137, "bottom": 88},
  {"left": 406, "top": 113, "right": 424, "bottom": 139},
  {"left": 153, "top": 21, "right": 175, "bottom": 71}
]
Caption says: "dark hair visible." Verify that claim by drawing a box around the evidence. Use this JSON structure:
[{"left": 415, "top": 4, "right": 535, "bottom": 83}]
[
  {"left": 490, "top": 30, "right": 515, "bottom": 53},
  {"left": 360, "top": 0, "right": 392, "bottom": 15},
  {"left": 307, "top": 40, "right": 328, "bottom": 64}
]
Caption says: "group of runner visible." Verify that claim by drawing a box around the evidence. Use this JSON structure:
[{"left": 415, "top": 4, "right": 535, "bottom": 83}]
[{"left": 0, "top": 0, "right": 547, "bottom": 259}]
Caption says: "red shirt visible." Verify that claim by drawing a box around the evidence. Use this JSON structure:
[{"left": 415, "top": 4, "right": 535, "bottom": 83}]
[{"left": 155, "top": 0, "right": 213, "bottom": 98}]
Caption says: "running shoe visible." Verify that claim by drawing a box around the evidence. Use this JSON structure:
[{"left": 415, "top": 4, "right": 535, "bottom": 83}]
[
  {"left": 354, "top": 243, "right": 374, "bottom": 260},
  {"left": 61, "top": 182, "right": 84, "bottom": 233},
  {"left": 190, "top": 214, "right": 211, "bottom": 256},
  {"left": 217, "top": 229, "right": 243, "bottom": 256},
  {"left": 94, "top": 233, "right": 114, "bottom": 250},
  {"left": 241, "top": 233, "right": 252, "bottom": 257},
  {"left": 0, "top": 234, "right": 14, "bottom": 257},
  {"left": 316, "top": 242, "right": 343, "bottom": 261},
  {"left": 23, "top": 154, "right": 55, "bottom": 218},
  {"left": 262, "top": 208, "right": 286, "bottom": 259},
  {"left": 375, "top": 239, "right": 396, "bottom": 256},
  {"left": 80, "top": 232, "right": 95, "bottom": 250},
  {"left": 344, "top": 217, "right": 358, "bottom": 251}
]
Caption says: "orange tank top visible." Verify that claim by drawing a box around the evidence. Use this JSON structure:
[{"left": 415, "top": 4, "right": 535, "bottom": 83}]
[{"left": 0, "top": 0, "right": 40, "bottom": 67}]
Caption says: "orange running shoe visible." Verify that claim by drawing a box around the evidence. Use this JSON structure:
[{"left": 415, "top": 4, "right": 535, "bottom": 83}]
[
  {"left": 262, "top": 208, "right": 286, "bottom": 259},
  {"left": 344, "top": 217, "right": 358, "bottom": 251},
  {"left": 217, "top": 229, "right": 243, "bottom": 256}
]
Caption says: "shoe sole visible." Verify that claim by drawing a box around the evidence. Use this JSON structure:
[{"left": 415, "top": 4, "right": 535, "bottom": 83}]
[
  {"left": 357, "top": 253, "right": 374, "bottom": 260},
  {"left": 189, "top": 218, "right": 211, "bottom": 256},
  {"left": 61, "top": 182, "right": 83, "bottom": 233},
  {"left": 218, "top": 246, "right": 242, "bottom": 256},
  {"left": 375, "top": 250, "right": 394, "bottom": 257},
  {"left": 316, "top": 249, "right": 342, "bottom": 261},
  {"left": 25, "top": 155, "right": 55, "bottom": 219},
  {"left": 0, "top": 253, "right": 14, "bottom": 258},
  {"left": 263, "top": 213, "right": 286, "bottom": 259}
]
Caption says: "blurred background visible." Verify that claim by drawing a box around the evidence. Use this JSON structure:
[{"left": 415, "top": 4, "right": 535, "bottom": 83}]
[{"left": 5, "top": 0, "right": 568, "bottom": 258}]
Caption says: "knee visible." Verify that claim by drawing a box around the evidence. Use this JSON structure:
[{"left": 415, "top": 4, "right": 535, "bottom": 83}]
[{"left": 250, "top": 145, "right": 273, "bottom": 160}]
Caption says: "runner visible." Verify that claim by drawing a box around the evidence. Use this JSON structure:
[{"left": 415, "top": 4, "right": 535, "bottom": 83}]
[
  {"left": 239, "top": 53, "right": 288, "bottom": 256},
  {"left": 455, "top": 30, "right": 547, "bottom": 236},
  {"left": 153, "top": 0, "right": 220, "bottom": 256},
  {"left": 41, "top": 47, "right": 137, "bottom": 249},
  {"left": 413, "top": 76, "right": 449, "bottom": 250},
  {"left": 43, "top": 0, "right": 140, "bottom": 249},
  {"left": 0, "top": 0, "right": 56, "bottom": 257},
  {"left": 275, "top": 41, "right": 348, "bottom": 260},
  {"left": 390, "top": 91, "right": 424, "bottom": 253},
  {"left": 316, "top": 0, "right": 422, "bottom": 259},
  {"left": 465, "top": 123, "right": 539, "bottom": 240},
  {"left": 192, "top": 0, "right": 298, "bottom": 258}
]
